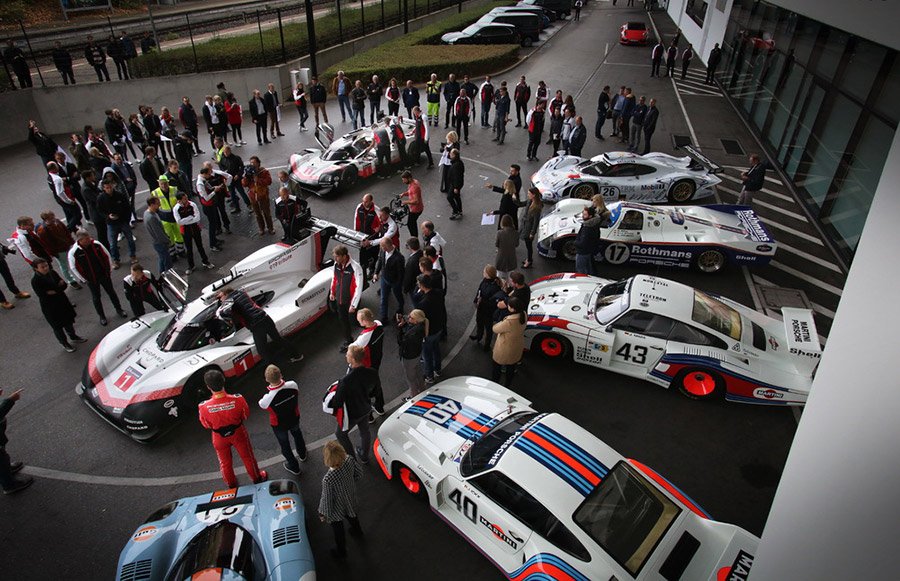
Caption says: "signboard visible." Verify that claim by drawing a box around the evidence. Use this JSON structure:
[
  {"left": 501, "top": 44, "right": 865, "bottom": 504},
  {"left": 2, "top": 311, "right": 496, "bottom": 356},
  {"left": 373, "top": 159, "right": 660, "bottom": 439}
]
[{"left": 59, "top": 0, "right": 112, "bottom": 21}]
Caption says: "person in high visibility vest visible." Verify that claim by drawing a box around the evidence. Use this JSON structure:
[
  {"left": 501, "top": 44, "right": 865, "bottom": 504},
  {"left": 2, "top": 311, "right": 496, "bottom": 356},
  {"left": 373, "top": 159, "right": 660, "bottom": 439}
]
[
  {"left": 425, "top": 73, "right": 442, "bottom": 127},
  {"left": 150, "top": 175, "right": 185, "bottom": 260}
]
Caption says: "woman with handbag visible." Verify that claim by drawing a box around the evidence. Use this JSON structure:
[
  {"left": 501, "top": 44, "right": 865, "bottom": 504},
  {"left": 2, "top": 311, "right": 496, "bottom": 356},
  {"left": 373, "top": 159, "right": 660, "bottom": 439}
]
[{"left": 491, "top": 296, "right": 526, "bottom": 387}]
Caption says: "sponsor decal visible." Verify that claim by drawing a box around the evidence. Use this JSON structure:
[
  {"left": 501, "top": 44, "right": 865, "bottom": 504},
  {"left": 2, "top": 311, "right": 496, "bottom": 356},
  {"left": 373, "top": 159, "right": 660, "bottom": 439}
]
[
  {"left": 717, "top": 550, "right": 754, "bottom": 581},
  {"left": 639, "top": 183, "right": 664, "bottom": 190},
  {"left": 756, "top": 244, "right": 773, "bottom": 252},
  {"left": 630, "top": 245, "right": 692, "bottom": 260},
  {"left": 575, "top": 346, "right": 603, "bottom": 364},
  {"left": 211, "top": 489, "right": 237, "bottom": 502},
  {"left": 300, "top": 286, "right": 327, "bottom": 304},
  {"left": 736, "top": 210, "right": 772, "bottom": 243},
  {"left": 753, "top": 388, "right": 784, "bottom": 400},
  {"left": 789, "top": 347, "right": 821, "bottom": 360},
  {"left": 639, "top": 291, "right": 667, "bottom": 302},
  {"left": 791, "top": 318, "right": 813, "bottom": 343},
  {"left": 479, "top": 516, "right": 518, "bottom": 549},
  {"left": 140, "top": 347, "right": 165, "bottom": 364},
  {"left": 132, "top": 526, "right": 157, "bottom": 542},
  {"left": 274, "top": 497, "right": 296, "bottom": 511},
  {"left": 488, "top": 414, "right": 547, "bottom": 468},
  {"left": 768, "top": 337, "right": 779, "bottom": 350}
]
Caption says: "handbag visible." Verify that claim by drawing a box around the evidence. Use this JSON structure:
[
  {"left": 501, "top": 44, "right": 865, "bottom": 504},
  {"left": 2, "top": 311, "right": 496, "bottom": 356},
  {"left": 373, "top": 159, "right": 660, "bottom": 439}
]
[{"left": 605, "top": 109, "right": 613, "bottom": 119}]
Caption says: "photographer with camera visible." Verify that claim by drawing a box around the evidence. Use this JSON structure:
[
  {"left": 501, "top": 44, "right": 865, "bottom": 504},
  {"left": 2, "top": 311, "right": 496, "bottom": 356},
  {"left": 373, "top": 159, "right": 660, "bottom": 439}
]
[
  {"left": 397, "top": 170, "right": 423, "bottom": 238},
  {"left": 242, "top": 156, "right": 275, "bottom": 235}
]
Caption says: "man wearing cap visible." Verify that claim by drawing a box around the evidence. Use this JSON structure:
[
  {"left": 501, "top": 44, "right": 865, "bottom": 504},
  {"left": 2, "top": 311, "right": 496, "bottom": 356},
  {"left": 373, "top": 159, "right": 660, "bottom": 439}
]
[{"left": 150, "top": 175, "right": 185, "bottom": 263}]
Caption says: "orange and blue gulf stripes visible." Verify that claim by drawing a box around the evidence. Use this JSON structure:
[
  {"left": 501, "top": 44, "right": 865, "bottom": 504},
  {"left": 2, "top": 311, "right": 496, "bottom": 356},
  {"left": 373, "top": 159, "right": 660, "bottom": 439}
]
[
  {"left": 514, "top": 423, "right": 608, "bottom": 497},
  {"left": 405, "top": 395, "right": 499, "bottom": 442}
]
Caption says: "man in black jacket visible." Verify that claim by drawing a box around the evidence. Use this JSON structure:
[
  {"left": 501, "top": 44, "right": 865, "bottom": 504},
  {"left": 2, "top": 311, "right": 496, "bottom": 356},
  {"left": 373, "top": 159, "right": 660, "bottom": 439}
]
[
  {"left": 366, "top": 75, "right": 383, "bottom": 123},
  {"left": 328, "top": 345, "right": 381, "bottom": 463},
  {"left": 215, "top": 286, "right": 304, "bottom": 366},
  {"left": 569, "top": 117, "right": 587, "bottom": 157},
  {"left": 373, "top": 237, "right": 405, "bottom": 324},
  {"left": 248, "top": 90, "right": 270, "bottom": 145},
  {"left": 641, "top": 98, "right": 659, "bottom": 155},
  {"left": 416, "top": 274, "right": 445, "bottom": 383},
  {"left": 84, "top": 35, "right": 110, "bottom": 82},
  {"left": 142, "top": 107, "right": 166, "bottom": 162},
  {"left": 308, "top": 76, "right": 328, "bottom": 126},
  {"left": 139, "top": 146, "right": 166, "bottom": 192},
  {"left": 264, "top": 83, "right": 284, "bottom": 140},
  {"left": 446, "top": 149, "right": 465, "bottom": 220},
  {"left": 574, "top": 206, "right": 601, "bottom": 275},
  {"left": 4, "top": 39, "right": 31, "bottom": 89},
  {"left": 442, "top": 74, "right": 460, "bottom": 129},
  {"left": 402, "top": 237, "right": 423, "bottom": 304},
  {"left": 178, "top": 97, "right": 204, "bottom": 154},
  {"left": 0, "top": 387, "right": 32, "bottom": 495},
  {"left": 28, "top": 121, "right": 59, "bottom": 167},
  {"left": 107, "top": 34, "right": 129, "bottom": 80},
  {"left": 52, "top": 41, "right": 75, "bottom": 85},
  {"left": 737, "top": 154, "right": 772, "bottom": 206}
]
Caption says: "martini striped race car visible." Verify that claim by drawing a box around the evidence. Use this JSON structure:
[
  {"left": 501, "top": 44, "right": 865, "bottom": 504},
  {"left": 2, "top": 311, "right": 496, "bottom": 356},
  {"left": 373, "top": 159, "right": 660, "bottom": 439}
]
[
  {"left": 374, "top": 377, "right": 759, "bottom": 581},
  {"left": 525, "top": 274, "right": 821, "bottom": 405},
  {"left": 117, "top": 480, "right": 316, "bottom": 581},
  {"left": 537, "top": 200, "right": 777, "bottom": 273}
]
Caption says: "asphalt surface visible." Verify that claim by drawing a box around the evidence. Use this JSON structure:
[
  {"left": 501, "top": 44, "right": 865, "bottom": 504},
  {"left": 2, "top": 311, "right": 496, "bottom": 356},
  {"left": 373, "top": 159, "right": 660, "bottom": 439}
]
[{"left": 0, "top": 3, "right": 846, "bottom": 580}]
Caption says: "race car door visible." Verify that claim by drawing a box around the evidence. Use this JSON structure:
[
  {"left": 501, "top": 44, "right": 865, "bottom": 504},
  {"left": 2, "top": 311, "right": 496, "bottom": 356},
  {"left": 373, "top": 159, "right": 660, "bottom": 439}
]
[
  {"left": 438, "top": 473, "right": 531, "bottom": 572},
  {"left": 603, "top": 309, "right": 670, "bottom": 378}
]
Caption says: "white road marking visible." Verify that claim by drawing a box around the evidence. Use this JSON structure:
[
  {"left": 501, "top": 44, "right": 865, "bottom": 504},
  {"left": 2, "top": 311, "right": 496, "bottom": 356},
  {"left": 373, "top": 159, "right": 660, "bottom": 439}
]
[
  {"left": 754, "top": 198, "right": 807, "bottom": 222},
  {"left": 718, "top": 174, "right": 794, "bottom": 204},
  {"left": 769, "top": 260, "right": 844, "bottom": 297},
  {"left": 774, "top": 242, "right": 843, "bottom": 273}
]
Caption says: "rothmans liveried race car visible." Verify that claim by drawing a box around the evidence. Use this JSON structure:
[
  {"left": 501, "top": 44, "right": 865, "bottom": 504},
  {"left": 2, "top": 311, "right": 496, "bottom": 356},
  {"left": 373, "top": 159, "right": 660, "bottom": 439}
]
[
  {"left": 374, "top": 377, "right": 759, "bottom": 580},
  {"left": 526, "top": 274, "right": 821, "bottom": 405},
  {"left": 289, "top": 117, "right": 421, "bottom": 196},
  {"left": 75, "top": 228, "right": 340, "bottom": 442},
  {"left": 531, "top": 144, "right": 723, "bottom": 204},
  {"left": 117, "top": 480, "right": 316, "bottom": 581},
  {"left": 537, "top": 200, "right": 777, "bottom": 273}
]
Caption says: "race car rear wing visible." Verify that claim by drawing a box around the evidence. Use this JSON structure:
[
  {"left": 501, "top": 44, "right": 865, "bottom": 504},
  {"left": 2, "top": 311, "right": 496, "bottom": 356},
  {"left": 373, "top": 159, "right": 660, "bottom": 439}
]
[
  {"left": 679, "top": 144, "right": 724, "bottom": 174},
  {"left": 307, "top": 216, "right": 369, "bottom": 249},
  {"left": 782, "top": 307, "right": 822, "bottom": 377}
]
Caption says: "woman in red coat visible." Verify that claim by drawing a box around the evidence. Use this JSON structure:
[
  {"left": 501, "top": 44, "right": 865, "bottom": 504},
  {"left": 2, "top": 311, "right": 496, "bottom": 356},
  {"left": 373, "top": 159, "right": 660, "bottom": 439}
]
[{"left": 225, "top": 92, "right": 246, "bottom": 145}]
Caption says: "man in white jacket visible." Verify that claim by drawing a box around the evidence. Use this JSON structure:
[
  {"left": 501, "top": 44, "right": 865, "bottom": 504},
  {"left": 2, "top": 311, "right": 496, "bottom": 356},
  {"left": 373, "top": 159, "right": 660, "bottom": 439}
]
[{"left": 174, "top": 192, "right": 214, "bottom": 275}]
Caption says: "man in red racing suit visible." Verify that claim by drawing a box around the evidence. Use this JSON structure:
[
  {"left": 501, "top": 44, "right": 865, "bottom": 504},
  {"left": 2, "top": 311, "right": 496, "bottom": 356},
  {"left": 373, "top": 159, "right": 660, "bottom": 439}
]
[{"left": 198, "top": 369, "right": 267, "bottom": 488}]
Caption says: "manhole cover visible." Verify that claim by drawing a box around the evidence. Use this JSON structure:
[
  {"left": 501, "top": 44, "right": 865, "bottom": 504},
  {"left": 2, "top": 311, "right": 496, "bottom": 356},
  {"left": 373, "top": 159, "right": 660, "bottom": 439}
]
[
  {"left": 757, "top": 285, "right": 811, "bottom": 310},
  {"left": 720, "top": 138, "right": 745, "bottom": 156},
  {"left": 671, "top": 134, "right": 692, "bottom": 148}
]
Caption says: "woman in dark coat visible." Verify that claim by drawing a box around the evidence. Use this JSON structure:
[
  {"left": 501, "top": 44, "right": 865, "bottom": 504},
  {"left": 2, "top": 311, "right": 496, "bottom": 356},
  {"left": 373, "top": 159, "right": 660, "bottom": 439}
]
[
  {"left": 31, "top": 258, "right": 87, "bottom": 353},
  {"left": 520, "top": 186, "right": 544, "bottom": 268},
  {"left": 486, "top": 179, "right": 520, "bottom": 230},
  {"left": 469, "top": 265, "right": 503, "bottom": 351},
  {"left": 494, "top": 214, "right": 520, "bottom": 279}
]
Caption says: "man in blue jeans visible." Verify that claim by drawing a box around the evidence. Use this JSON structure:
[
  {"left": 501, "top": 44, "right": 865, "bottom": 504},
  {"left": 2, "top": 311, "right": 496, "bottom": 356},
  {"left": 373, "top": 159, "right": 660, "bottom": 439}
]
[
  {"left": 97, "top": 179, "right": 137, "bottom": 269},
  {"left": 415, "top": 274, "right": 445, "bottom": 383},
  {"left": 332, "top": 70, "right": 352, "bottom": 123},
  {"left": 143, "top": 196, "right": 172, "bottom": 274}
]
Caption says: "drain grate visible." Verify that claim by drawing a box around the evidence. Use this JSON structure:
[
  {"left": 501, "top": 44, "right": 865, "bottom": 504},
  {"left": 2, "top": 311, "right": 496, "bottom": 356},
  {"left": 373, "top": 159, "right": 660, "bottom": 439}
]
[
  {"left": 757, "top": 285, "right": 811, "bottom": 310},
  {"left": 720, "top": 138, "right": 746, "bottom": 156},
  {"left": 671, "top": 134, "right": 692, "bottom": 149}
]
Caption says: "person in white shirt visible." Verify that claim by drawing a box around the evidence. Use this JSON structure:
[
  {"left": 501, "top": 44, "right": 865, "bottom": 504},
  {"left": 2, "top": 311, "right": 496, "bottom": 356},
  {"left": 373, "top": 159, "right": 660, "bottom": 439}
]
[{"left": 174, "top": 192, "right": 214, "bottom": 274}]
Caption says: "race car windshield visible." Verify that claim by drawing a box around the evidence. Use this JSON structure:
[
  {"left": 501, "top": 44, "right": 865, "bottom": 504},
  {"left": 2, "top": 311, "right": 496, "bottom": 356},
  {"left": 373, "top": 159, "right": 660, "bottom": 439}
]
[
  {"left": 691, "top": 289, "right": 742, "bottom": 341},
  {"left": 322, "top": 145, "right": 354, "bottom": 161},
  {"left": 157, "top": 302, "right": 219, "bottom": 352},
  {"left": 595, "top": 280, "right": 630, "bottom": 325},
  {"left": 165, "top": 521, "right": 267, "bottom": 581},
  {"left": 578, "top": 160, "right": 611, "bottom": 177},
  {"left": 573, "top": 462, "right": 680, "bottom": 577},
  {"left": 460, "top": 412, "right": 540, "bottom": 477}
]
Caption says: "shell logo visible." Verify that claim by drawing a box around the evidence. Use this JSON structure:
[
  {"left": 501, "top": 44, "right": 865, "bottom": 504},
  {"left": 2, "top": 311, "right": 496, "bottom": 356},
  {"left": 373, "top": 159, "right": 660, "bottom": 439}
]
[
  {"left": 133, "top": 526, "right": 158, "bottom": 542},
  {"left": 274, "top": 497, "right": 296, "bottom": 511}
]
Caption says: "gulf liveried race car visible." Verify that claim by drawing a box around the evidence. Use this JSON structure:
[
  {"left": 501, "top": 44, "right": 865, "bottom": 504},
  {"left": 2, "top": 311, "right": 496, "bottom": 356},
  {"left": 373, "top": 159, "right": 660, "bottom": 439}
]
[
  {"left": 289, "top": 117, "right": 421, "bottom": 196},
  {"left": 531, "top": 144, "right": 723, "bottom": 204},
  {"left": 374, "top": 377, "right": 759, "bottom": 581},
  {"left": 75, "top": 229, "right": 337, "bottom": 442},
  {"left": 620, "top": 21, "right": 649, "bottom": 44},
  {"left": 117, "top": 480, "right": 316, "bottom": 581},
  {"left": 537, "top": 200, "right": 777, "bottom": 273},
  {"left": 526, "top": 274, "right": 821, "bottom": 405}
]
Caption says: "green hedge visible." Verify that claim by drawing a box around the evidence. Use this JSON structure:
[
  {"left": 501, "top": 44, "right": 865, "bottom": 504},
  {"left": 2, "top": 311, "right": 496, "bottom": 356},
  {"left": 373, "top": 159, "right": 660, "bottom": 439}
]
[
  {"left": 130, "top": 0, "right": 463, "bottom": 77},
  {"left": 324, "top": 1, "right": 519, "bottom": 86}
]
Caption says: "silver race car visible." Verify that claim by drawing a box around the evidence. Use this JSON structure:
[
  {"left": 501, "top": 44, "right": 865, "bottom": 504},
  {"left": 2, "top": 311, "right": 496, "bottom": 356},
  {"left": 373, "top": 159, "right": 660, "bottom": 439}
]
[
  {"left": 531, "top": 144, "right": 723, "bottom": 204},
  {"left": 289, "top": 117, "right": 422, "bottom": 196}
]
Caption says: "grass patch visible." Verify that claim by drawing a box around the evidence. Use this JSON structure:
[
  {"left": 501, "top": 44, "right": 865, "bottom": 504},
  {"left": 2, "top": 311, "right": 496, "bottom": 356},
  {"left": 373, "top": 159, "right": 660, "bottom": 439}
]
[{"left": 325, "top": 1, "right": 519, "bottom": 85}]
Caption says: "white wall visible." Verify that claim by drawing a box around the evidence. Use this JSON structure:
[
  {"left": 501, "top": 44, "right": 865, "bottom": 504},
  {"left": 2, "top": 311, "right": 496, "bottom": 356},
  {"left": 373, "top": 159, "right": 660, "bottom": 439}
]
[
  {"left": 748, "top": 112, "right": 900, "bottom": 580},
  {"left": 664, "top": 0, "right": 732, "bottom": 62}
]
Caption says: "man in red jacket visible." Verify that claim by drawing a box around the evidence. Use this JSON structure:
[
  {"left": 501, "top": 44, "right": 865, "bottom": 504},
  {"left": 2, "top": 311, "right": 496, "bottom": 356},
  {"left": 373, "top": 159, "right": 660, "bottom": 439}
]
[{"left": 198, "top": 369, "right": 267, "bottom": 488}]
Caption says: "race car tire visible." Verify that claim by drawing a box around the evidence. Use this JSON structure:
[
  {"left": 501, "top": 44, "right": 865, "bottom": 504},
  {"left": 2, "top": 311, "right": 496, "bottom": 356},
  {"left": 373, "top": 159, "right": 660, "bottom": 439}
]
[
  {"left": 560, "top": 239, "right": 578, "bottom": 262},
  {"left": 186, "top": 367, "right": 220, "bottom": 405},
  {"left": 407, "top": 140, "right": 421, "bottom": 164},
  {"left": 395, "top": 462, "right": 428, "bottom": 500},
  {"left": 694, "top": 248, "right": 727, "bottom": 274},
  {"left": 570, "top": 182, "right": 597, "bottom": 200},
  {"left": 339, "top": 167, "right": 357, "bottom": 193},
  {"left": 673, "top": 367, "right": 724, "bottom": 400},
  {"left": 535, "top": 333, "right": 571, "bottom": 360},
  {"left": 667, "top": 179, "right": 696, "bottom": 203}
]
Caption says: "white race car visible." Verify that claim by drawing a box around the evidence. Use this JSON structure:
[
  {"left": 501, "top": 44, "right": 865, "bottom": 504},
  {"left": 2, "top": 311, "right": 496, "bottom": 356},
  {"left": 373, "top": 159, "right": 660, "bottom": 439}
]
[
  {"left": 526, "top": 274, "right": 820, "bottom": 405},
  {"left": 289, "top": 117, "right": 422, "bottom": 196},
  {"left": 537, "top": 200, "right": 777, "bottom": 273},
  {"left": 375, "top": 377, "right": 759, "bottom": 581},
  {"left": 75, "top": 230, "right": 337, "bottom": 442},
  {"left": 531, "top": 144, "right": 723, "bottom": 204}
]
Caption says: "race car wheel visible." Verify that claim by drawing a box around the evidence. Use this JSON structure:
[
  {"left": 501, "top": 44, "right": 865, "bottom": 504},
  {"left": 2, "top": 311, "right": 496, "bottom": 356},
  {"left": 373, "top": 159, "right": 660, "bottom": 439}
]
[
  {"left": 674, "top": 368, "right": 724, "bottom": 400},
  {"left": 570, "top": 183, "right": 597, "bottom": 200},
  {"left": 395, "top": 463, "right": 427, "bottom": 500},
  {"left": 186, "top": 368, "right": 219, "bottom": 405},
  {"left": 535, "top": 333, "right": 571, "bottom": 360},
  {"left": 694, "top": 249, "right": 727, "bottom": 274},
  {"left": 560, "top": 239, "right": 578, "bottom": 261},
  {"left": 667, "top": 179, "right": 696, "bottom": 203},
  {"left": 339, "top": 167, "right": 357, "bottom": 192}
]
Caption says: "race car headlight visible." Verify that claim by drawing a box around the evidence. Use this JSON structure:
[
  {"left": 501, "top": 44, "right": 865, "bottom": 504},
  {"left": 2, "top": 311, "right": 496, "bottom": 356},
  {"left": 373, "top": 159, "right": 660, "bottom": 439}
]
[
  {"left": 319, "top": 174, "right": 334, "bottom": 184},
  {"left": 269, "top": 480, "right": 299, "bottom": 495},
  {"left": 143, "top": 501, "right": 179, "bottom": 524}
]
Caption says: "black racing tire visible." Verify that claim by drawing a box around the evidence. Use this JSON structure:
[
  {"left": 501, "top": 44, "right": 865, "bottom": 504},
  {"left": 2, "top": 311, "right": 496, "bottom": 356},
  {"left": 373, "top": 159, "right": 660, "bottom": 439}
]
[
  {"left": 186, "top": 367, "right": 219, "bottom": 406},
  {"left": 395, "top": 462, "right": 428, "bottom": 500},
  {"left": 407, "top": 141, "right": 421, "bottom": 164},
  {"left": 694, "top": 248, "right": 727, "bottom": 274},
  {"left": 560, "top": 239, "right": 578, "bottom": 261},
  {"left": 673, "top": 367, "right": 725, "bottom": 400},
  {"left": 667, "top": 179, "right": 696, "bottom": 203},
  {"left": 570, "top": 182, "right": 597, "bottom": 200},
  {"left": 534, "top": 333, "right": 571, "bottom": 360},
  {"left": 339, "top": 166, "right": 358, "bottom": 192}
]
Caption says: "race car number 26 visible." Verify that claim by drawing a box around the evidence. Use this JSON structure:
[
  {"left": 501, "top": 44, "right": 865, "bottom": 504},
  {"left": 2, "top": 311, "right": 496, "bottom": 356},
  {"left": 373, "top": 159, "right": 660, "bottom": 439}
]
[{"left": 599, "top": 186, "right": 619, "bottom": 198}]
